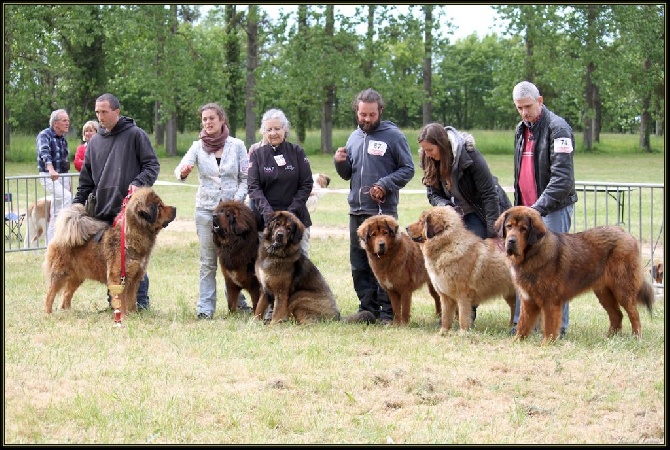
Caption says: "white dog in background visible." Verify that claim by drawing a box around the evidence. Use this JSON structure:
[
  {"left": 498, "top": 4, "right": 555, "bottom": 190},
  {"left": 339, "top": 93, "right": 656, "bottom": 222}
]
[
  {"left": 306, "top": 173, "right": 331, "bottom": 212},
  {"left": 24, "top": 197, "right": 51, "bottom": 248}
]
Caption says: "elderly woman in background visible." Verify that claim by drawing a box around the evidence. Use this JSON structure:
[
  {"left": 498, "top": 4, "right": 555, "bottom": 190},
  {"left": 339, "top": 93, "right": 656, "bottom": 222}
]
[
  {"left": 74, "top": 120, "right": 99, "bottom": 172},
  {"left": 174, "top": 102, "right": 251, "bottom": 320}
]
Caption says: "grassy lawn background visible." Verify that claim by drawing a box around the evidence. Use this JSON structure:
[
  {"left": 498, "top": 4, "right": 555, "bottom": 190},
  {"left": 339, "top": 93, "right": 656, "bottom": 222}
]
[{"left": 3, "top": 130, "right": 665, "bottom": 444}]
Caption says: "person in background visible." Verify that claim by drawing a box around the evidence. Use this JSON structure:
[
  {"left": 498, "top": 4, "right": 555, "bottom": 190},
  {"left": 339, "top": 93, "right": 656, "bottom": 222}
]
[
  {"left": 247, "top": 108, "right": 313, "bottom": 254},
  {"left": 74, "top": 120, "right": 99, "bottom": 172},
  {"left": 333, "top": 88, "right": 415, "bottom": 325},
  {"left": 418, "top": 122, "right": 512, "bottom": 328},
  {"left": 36, "top": 108, "right": 72, "bottom": 244},
  {"left": 175, "top": 102, "right": 251, "bottom": 320},
  {"left": 72, "top": 93, "right": 160, "bottom": 311},
  {"left": 247, "top": 108, "right": 314, "bottom": 322},
  {"left": 510, "top": 80, "right": 578, "bottom": 339}
]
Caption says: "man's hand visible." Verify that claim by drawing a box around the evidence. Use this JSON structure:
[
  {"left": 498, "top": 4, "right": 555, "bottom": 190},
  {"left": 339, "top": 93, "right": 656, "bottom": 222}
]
[
  {"left": 47, "top": 164, "right": 59, "bottom": 181},
  {"left": 127, "top": 184, "right": 138, "bottom": 196},
  {"left": 334, "top": 147, "right": 347, "bottom": 163},
  {"left": 370, "top": 184, "right": 386, "bottom": 203}
]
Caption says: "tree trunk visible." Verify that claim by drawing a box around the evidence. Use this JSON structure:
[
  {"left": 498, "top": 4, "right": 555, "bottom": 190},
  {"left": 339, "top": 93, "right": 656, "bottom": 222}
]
[
  {"left": 166, "top": 113, "right": 177, "bottom": 156},
  {"left": 296, "top": 5, "right": 308, "bottom": 144},
  {"left": 361, "top": 6, "right": 375, "bottom": 79},
  {"left": 154, "top": 100, "right": 164, "bottom": 146},
  {"left": 245, "top": 5, "right": 259, "bottom": 148},
  {"left": 225, "top": 5, "right": 242, "bottom": 137},
  {"left": 422, "top": 5, "right": 433, "bottom": 126},
  {"left": 320, "top": 5, "right": 335, "bottom": 154}
]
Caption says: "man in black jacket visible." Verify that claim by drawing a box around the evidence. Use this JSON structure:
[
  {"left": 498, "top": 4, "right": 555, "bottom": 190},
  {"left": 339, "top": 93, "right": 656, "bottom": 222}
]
[
  {"left": 73, "top": 93, "right": 160, "bottom": 310},
  {"left": 510, "top": 81, "right": 578, "bottom": 338}
]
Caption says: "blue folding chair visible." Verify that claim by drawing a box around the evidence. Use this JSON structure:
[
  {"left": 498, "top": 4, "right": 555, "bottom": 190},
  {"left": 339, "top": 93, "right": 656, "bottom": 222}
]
[{"left": 4, "top": 193, "right": 25, "bottom": 242}]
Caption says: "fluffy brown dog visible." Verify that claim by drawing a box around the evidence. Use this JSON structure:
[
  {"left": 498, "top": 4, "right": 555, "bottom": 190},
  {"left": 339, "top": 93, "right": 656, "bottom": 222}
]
[
  {"left": 24, "top": 197, "right": 51, "bottom": 248},
  {"left": 255, "top": 210, "right": 340, "bottom": 324},
  {"left": 212, "top": 200, "right": 261, "bottom": 313},
  {"left": 43, "top": 187, "right": 176, "bottom": 318},
  {"left": 496, "top": 205, "right": 654, "bottom": 343},
  {"left": 357, "top": 214, "right": 441, "bottom": 325},
  {"left": 406, "top": 206, "right": 516, "bottom": 334}
]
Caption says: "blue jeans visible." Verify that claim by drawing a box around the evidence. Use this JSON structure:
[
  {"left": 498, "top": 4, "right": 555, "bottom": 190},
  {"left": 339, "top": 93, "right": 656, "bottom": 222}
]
[
  {"left": 513, "top": 205, "right": 573, "bottom": 331},
  {"left": 195, "top": 207, "right": 218, "bottom": 316}
]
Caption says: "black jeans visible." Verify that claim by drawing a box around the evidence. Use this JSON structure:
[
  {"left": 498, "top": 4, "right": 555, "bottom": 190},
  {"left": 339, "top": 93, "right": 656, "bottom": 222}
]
[{"left": 349, "top": 214, "right": 393, "bottom": 321}]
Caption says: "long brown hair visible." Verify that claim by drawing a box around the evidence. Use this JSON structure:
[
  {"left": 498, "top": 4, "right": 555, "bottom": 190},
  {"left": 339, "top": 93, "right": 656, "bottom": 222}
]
[{"left": 418, "top": 123, "right": 454, "bottom": 188}]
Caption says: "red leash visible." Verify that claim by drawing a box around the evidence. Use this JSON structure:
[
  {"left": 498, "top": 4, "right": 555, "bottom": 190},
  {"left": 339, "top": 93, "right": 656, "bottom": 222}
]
[
  {"left": 111, "top": 194, "right": 131, "bottom": 327},
  {"left": 113, "top": 194, "right": 131, "bottom": 285}
]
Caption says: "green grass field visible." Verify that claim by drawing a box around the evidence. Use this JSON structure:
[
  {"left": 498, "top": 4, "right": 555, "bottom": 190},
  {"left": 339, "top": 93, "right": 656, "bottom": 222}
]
[{"left": 2, "top": 130, "right": 665, "bottom": 444}]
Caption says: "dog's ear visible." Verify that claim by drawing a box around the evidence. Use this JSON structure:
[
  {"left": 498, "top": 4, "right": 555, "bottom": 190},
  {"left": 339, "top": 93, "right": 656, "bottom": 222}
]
[
  {"left": 357, "top": 222, "right": 368, "bottom": 242},
  {"left": 386, "top": 220, "right": 398, "bottom": 238},
  {"left": 495, "top": 210, "right": 508, "bottom": 238},
  {"left": 290, "top": 220, "right": 303, "bottom": 245},
  {"left": 526, "top": 212, "right": 546, "bottom": 246},
  {"left": 138, "top": 203, "right": 158, "bottom": 224},
  {"left": 425, "top": 213, "right": 444, "bottom": 239}
]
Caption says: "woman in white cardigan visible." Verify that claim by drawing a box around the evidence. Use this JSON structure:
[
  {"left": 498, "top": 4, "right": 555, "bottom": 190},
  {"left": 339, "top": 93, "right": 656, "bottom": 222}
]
[{"left": 174, "top": 103, "right": 250, "bottom": 320}]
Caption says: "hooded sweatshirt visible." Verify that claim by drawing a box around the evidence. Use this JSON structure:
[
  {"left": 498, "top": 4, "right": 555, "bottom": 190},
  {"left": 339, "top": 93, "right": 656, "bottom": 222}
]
[
  {"left": 425, "top": 126, "right": 509, "bottom": 238},
  {"left": 334, "top": 120, "right": 414, "bottom": 216},
  {"left": 73, "top": 116, "right": 160, "bottom": 224}
]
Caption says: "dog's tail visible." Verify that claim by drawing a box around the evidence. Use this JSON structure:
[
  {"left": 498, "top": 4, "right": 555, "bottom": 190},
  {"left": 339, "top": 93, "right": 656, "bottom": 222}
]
[
  {"left": 50, "top": 203, "right": 109, "bottom": 248},
  {"left": 637, "top": 280, "right": 655, "bottom": 315}
]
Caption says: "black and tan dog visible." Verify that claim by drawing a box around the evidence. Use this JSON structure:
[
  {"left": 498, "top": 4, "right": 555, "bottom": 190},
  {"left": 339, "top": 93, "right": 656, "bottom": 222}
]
[
  {"left": 43, "top": 187, "right": 176, "bottom": 319},
  {"left": 255, "top": 210, "right": 340, "bottom": 324},
  {"left": 212, "top": 200, "right": 261, "bottom": 313},
  {"left": 496, "top": 205, "right": 654, "bottom": 343}
]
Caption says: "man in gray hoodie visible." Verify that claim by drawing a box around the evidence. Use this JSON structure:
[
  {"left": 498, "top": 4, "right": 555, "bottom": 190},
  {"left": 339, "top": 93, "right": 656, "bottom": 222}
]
[
  {"left": 334, "top": 88, "right": 415, "bottom": 324},
  {"left": 73, "top": 93, "right": 160, "bottom": 310}
]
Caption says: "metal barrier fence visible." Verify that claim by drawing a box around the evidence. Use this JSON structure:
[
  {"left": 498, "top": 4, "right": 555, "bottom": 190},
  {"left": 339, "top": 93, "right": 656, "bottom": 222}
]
[
  {"left": 4, "top": 173, "right": 79, "bottom": 252},
  {"left": 571, "top": 181, "right": 664, "bottom": 289},
  {"left": 4, "top": 174, "right": 665, "bottom": 286}
]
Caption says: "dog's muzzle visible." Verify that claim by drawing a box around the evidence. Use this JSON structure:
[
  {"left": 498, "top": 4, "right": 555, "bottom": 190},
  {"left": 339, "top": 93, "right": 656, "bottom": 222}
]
[{"left": 505, "top": 236, "right": 519, "bottom": 256}]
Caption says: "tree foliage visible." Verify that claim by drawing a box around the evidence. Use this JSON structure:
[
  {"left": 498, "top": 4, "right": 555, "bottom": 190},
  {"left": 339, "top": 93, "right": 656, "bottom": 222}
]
[{"left": 3, "top": 4, "right": 664, "bottom": 159}]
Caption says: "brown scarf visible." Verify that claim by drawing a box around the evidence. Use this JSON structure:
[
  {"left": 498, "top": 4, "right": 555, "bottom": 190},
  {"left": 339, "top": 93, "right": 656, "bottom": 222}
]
[{"left": 200, "top": 124, "right": 229, "bottom": 154}]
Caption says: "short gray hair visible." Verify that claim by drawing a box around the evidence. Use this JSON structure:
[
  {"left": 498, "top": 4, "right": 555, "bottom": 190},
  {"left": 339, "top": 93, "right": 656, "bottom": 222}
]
[
  {"left": 49, "top": 109, "right": 68, "bottom": 127},
  {"left": 512, "top": 81, "right": 540, "bottom": 102},
  {"left": 260, "top": 108, "right": 290, "bottom": 139}
]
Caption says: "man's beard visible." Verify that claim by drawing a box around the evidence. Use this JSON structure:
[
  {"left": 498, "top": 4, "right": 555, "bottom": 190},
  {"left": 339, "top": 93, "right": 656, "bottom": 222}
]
[{"left": 358, "top": 118, "right": 381, "bottom": 134}]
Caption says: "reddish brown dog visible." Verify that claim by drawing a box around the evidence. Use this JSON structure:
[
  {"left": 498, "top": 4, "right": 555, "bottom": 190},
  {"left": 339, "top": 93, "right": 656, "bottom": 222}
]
[
  {"left": 43, "top": 187, "right": 176, "bottom": 319},
  {"left": 496, "top": 205, "right": 654, "bottom": 343},
  {"left": 358, "top": 214, "right": 441, "bottom": 326},
  {"left": 212, "top": 200, "right": 261, "bottom": 313}
]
